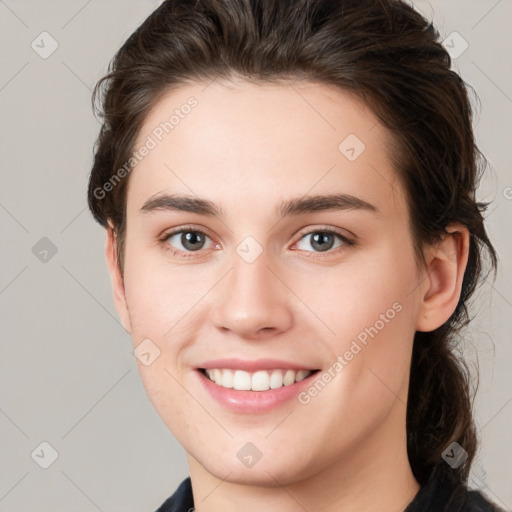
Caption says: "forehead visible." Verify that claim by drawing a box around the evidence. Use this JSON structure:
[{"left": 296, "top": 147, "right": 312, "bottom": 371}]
[{"left": 127, "top": 79, "right": 405, "bottom": 219}]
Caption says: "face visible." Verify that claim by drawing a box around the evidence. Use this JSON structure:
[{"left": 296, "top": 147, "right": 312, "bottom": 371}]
[{"left": 109, "top": 79, "right": 432, "bottom": 485}]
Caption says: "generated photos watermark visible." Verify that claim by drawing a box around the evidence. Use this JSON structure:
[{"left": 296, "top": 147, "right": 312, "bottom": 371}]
[
  {"left": 298, "top": 301, "right": 403, "bottom": 405},
  {"left": 93, "top": 96, "right": 198, "bottom": 200}
]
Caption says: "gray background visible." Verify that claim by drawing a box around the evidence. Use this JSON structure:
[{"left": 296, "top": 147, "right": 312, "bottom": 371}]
[{"left": 0, "top": 0, "right": 510, "bottom": 510}]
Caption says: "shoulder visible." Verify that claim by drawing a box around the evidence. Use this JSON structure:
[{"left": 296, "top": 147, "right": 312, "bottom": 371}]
[
  {"left": 154, "top": 477, "right": 194, "bottom": 512},
  {"left": 405, "top": 473, "right": 506, "bottom": 512},
  {"left": 156, "top": 474, "right": 507, "bottom": 512},
  {"left": 464, "top": 489, "right": 507, "bottom": 512}
]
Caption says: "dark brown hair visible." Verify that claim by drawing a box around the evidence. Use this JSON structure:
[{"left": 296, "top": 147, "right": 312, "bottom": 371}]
[{"left": 87, "top": 0, "right": 497, "bottom": 487}]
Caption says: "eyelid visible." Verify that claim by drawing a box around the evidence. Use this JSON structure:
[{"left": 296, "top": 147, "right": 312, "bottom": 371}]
[
  {"left": 294, "top": 225, "right": 356, "bottom": 244},
  {"left": 161, "top": 224, "right": 214, "bottom": 241}
]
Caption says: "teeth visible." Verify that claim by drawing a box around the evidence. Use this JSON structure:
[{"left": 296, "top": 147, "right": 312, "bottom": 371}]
[{"left": 203, "top": 368, "right": 314, "bottom": 391}]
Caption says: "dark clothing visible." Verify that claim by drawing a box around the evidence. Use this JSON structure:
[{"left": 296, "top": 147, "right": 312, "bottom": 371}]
[
  {"left": 402, "top": 473, "right": 506, "bottom": 512},
  {"left": 156, "top": 477, "right": 194, "bottom": 512},
  {"left": 155, "top": 473, "right": 506, "bottom": 512}
]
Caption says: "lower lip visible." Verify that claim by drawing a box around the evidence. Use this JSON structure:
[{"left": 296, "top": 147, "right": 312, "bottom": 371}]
[{"left": 196, "top": 369, "right": 319, "bottom": 414}]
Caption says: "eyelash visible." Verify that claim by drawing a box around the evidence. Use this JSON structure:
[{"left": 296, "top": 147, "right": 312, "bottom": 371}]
[{"left": 159, "top": 224, "right": 356, "bottom": 259}]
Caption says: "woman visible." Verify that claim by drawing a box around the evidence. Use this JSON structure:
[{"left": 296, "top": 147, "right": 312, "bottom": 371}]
[{"left": 87, "top": 0, "right": 504, "bottom": 510}]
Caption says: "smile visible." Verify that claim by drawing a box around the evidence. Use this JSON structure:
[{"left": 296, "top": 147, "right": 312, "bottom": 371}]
[{"left": 199, "top": 368, "right": 320, "bottom": 391}]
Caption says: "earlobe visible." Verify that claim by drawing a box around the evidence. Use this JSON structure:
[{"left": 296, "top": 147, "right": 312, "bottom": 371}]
[
  {"left": 415, "top": 224, "right": 470, "bottom": 332},
  {"left": 105, "top": 225, "right": 132, "bottom": 334}
]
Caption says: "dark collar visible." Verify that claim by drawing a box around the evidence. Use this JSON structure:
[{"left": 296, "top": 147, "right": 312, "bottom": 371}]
[
  {"left": 155, "top": 477, "right": 194, "bottom": 512},
  {"left": 156, "top": 474, "right": 503, "bottom": 512}
]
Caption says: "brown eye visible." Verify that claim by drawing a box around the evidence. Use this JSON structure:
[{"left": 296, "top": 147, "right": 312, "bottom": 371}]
[{"left": 179, "top": 231, "right": 207, "bottom": 251}]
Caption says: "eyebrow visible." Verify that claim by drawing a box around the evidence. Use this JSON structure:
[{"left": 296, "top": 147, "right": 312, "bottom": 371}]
[{"left": 140, "top": 193, "right": 378, "bottom": 218}]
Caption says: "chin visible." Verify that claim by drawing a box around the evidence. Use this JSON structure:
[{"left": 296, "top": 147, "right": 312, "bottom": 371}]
[{"left": 199, "top": 450, "right": 311, "bottom": 487}]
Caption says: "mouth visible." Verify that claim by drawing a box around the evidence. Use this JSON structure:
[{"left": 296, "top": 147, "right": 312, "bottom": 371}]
[{"left": 198, "top": 367, "right": 321, "bottom": 392}]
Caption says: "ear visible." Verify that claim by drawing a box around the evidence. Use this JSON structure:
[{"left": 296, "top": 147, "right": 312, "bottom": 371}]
[
  {"left": 105, "top": 224, "right": 132, "bottom": 334},
  {"left": 415, "top": 224, "right": 470, "bottom": 332}
]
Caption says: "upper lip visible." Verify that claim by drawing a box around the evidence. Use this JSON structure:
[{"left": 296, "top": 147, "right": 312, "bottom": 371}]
[{"left": 196, "top": 358, "right": 319, "bottom": 372}]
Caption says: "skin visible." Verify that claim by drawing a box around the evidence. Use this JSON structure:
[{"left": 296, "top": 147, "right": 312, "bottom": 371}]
[{"left": 105, "top": 78, "right": 469, "bottom": 512}]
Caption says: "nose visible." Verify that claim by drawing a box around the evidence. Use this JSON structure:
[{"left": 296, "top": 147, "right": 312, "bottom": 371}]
[{"left": 210, "top": 247, "right": 294, "bottom": 340}]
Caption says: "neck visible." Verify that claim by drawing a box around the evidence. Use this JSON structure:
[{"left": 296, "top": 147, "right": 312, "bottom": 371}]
[{"left": 186, "top": 400, "right": 420, "bottom": 512}]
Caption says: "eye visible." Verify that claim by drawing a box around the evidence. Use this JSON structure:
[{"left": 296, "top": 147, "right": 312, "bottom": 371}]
[
  {"left": 159, "top": 225, "right": 356, "bottom": 258},
  {"left": 160, "top": 226, "right": 219, "bottom": 256},
  {"left": 292, "top": 227, "right": 355, "bottom": 256}
]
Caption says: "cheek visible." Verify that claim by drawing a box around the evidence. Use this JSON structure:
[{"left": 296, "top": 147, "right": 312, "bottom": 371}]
[
  {"left": 292, "top": 245, "right": 418, "bottom": 342},
  {"left": 296, "top": 244, "right": 419, "bottom": 402},
  {"left": 122, "top": 247, "right": 207, "bottom": 339},
  {"left": 121, "top": 249, "right": 198, "bottom": 419}
]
